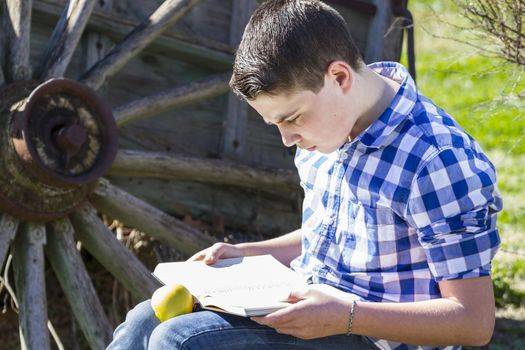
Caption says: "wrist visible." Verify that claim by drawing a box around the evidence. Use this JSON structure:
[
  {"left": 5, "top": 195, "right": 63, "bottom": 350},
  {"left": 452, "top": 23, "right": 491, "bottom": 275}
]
[
  {"left": 234, "top": 242, "right": 254, "bottom": 256},
  {"left": 347, "top": 300, "right": 358, "bottom": 336}
]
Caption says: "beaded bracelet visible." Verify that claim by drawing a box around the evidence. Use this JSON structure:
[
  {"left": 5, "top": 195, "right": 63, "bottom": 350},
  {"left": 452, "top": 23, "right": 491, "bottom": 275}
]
[{"left": 347, "top": 300, "right": 357, "bottom": 336}]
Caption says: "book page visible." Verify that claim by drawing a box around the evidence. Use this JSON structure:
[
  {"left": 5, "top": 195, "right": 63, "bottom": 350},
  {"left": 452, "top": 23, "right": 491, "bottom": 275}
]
[{"left": 153, "top": 255, "right": 307, "bottom": 308}]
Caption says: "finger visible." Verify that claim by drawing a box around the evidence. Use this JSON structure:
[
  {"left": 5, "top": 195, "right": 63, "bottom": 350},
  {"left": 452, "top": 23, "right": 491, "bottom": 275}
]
[
  {"left": 187, "top": 250, "right": 207, "bottom": 261},
  {"left": 203, "top": 249, "right": 220, "bottom": 264},
  {"left": 273, "top": 327, "right": 301, "bottom": 336},
  {"left": 203, "top": 243, "right": 230, "bottom": 264},
  {"left": 250, "top": 305, "right": 295, "bottom": 327}
]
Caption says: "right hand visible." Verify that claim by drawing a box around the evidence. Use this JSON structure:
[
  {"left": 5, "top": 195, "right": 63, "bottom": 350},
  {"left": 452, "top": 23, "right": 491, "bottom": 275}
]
[{"left": 187, "top": 242, "right": 244, "bottom": 264}]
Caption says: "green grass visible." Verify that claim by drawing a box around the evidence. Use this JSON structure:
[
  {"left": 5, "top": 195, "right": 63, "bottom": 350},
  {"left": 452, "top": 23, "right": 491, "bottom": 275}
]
[
  {"left": 404, "top": 1, "right": 525, "bottom": 156},
  {"left": 404, "top": 1, "right": 525, "bottom": 336}
]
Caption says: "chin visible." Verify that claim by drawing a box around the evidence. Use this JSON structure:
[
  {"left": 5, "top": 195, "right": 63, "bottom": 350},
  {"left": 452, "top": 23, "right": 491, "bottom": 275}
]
[{"left": 320, "top": 146, "right": 345, "bottom": 154}]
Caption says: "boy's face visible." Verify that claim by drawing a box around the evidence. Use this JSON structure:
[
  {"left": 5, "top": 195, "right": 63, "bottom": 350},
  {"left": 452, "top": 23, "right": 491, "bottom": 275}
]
[{"left": 247, "top": 75, "right": 356, "bottom": 154}]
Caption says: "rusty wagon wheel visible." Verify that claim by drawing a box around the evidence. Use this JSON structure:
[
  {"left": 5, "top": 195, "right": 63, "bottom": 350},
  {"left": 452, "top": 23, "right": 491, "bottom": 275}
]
[{"left": 0, "top": 0, "right": 300, "bottom": 348}]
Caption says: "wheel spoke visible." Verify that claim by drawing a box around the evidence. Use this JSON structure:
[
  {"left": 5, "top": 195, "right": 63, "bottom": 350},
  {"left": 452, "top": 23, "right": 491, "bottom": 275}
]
[
  {"left": 46, "top": 218, "right": 112, "bottom": 349},
  {"left": 4, "top": 0, "right": 33, "bottom": 81},
  {"left": 79, "top": 0, "right": 201, "bottom": 90},
  {"left": 90, "top": 178, "right": 215, "bottom": 257},
  {"left": 0, "top": 10, "right": 5, "bottom": 85},
  {"left": 113, "top": 72, "right": 230, "bottom": 128},
  {"left": 109, "top": 149, "right": 301, "bottom": 193},
  {"left": 69, "top": 203, "right": 161, "bottom": 300},
  {"left": 0, "top": 214, "right": 19, "bottom": 270},
  {"left": 39, "top": 0, "right": 97, "bottom": 80},
  {"left": 12, "top": 222, "right": 51, "bottom": 350}
]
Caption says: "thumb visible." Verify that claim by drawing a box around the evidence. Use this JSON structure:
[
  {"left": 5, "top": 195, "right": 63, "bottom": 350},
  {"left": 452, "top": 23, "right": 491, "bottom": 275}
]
[{"left": 284, "top": 286, "right": 310, "bottom": 303}]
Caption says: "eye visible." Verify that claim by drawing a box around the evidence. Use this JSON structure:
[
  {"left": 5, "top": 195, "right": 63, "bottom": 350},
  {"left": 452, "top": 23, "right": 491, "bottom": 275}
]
[{"left": 286, "top": 114, "right": 301, "bottom": 124}]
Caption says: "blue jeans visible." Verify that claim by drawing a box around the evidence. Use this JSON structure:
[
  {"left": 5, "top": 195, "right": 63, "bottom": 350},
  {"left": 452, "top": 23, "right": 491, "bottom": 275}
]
[{"left": 106, "top": 300, "right": 377, "bottom": 349}]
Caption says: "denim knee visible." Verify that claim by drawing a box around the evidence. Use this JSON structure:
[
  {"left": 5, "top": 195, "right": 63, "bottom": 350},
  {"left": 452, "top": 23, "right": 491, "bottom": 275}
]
[
  {"left": 148, "top": 316, "right": 188, "bottom": 350},
  {"left": 106, "top": 299, "right": 159, "bottom": 350}
]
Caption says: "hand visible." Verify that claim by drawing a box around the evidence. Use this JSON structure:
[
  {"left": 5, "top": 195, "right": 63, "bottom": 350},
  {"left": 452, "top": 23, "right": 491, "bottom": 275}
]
[
  {"left": 187, "top": 242, "right": 244, "bottom": 264},
  {"left": 251, "top": 284, "right": 359, "bottom": 339}
]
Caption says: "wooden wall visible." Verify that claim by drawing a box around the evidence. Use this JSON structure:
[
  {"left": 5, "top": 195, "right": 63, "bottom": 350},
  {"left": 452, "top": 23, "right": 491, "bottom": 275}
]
[{"left": 24, "top": 0, "right": 404, "bottom": 237}]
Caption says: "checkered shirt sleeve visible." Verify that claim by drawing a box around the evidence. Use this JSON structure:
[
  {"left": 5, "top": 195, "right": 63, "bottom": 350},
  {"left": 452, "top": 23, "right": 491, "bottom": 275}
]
[{"left": 406, "top": 145, "right": 501, "bottom": 281}]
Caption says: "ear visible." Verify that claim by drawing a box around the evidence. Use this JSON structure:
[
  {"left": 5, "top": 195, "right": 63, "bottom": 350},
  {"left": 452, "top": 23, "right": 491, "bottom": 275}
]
[{"left": 326, "top": 61, "right": 353, "bottom": 93}]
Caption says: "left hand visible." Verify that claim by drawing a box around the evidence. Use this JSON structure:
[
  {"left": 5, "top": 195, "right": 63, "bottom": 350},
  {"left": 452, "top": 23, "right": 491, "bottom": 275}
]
[{"left": 251, "top": 284, "right": 360, "bottom": 339}]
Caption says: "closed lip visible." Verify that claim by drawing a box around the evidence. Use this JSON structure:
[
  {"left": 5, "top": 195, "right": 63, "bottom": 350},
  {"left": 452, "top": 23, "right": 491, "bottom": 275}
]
[{"left": 306, "top": 146, "right": 316, "bottom": 151}]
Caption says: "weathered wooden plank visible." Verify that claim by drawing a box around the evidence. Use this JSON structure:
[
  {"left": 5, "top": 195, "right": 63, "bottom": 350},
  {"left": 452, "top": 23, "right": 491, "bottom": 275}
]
[
  {"left": 0, "top": 24, "right": 5, "bottom": 85},
  {"left": 4, "top": 0, "right": 33, "bottom": 81},
  {"left": 113, "top": 72, "right": 230, "bottom": 127},
  {"left": 79, "top": 0, "right": 202, "bottom": 90},
  {"left": 108, "top": 176, "right": 303, "bottom": 237},
  {"left": 0, "top": 8, "right": 5, "bottom": 82},
  {"left": 39, "top": 0, "right": 97, "bottom": 79},
  {"left": 46, "top": 218, "right": 112, "bottom": 350},
  {"left": 243, "top": 107, "right": 297, "bottom": 169},
  {"left": 0, "top": 214, "right": 19, "bottom": 272},
  {"left": 32, "top": 0, "right": 233, "bottom": 70},
  {"left": 109, "top": 149, "right": 301, "bottom": 193},
  {"left": 90, "top": 178, "right": 215, "bottom": 256},
  {"left": 106, "top": 0, "right": 232, "bottom": 45},
  {"left": 178, "top": 0, "right": 232, "bottom": 44},
  {"left": 222, "top": 93, "right": 248, "bottom": 157},
  {"left": 365, "top": 0, "right": 389, "bottom": 62},
  {"left": 69, "top": 203, "right": 161, "bottom": 300},
  {"left": 222, "top": 0, "right": 256, "bottom": 158},
  {"left": 12, "top": 222, "right": 51, "bottom": 350},
  {"left": 81, "top": 0, "right": 113, "bottom": 93}
]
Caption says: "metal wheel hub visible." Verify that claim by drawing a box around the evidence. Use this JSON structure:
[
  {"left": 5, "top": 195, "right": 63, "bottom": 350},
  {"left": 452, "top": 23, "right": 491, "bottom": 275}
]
[{"left": 0, "top": 79, "right": 118, "bottom": 221}]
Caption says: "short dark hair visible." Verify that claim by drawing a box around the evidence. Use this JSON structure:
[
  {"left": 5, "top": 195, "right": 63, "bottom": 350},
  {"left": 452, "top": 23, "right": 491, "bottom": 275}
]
[{"left": 230, "top": 0, "right": 363, "bottom": 100}]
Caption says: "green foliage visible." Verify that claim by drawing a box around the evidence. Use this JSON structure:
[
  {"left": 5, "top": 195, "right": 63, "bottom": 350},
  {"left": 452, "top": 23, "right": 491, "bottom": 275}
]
[
  {"left": 492, "top": 261, "right": 525, "bottom": 308},
  {"left": 403, "top": 1, "right": 525, "bottom": 156}
]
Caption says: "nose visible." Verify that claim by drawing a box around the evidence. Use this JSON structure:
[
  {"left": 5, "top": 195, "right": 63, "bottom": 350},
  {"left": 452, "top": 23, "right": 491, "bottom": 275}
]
[{"left": 277, "top": 125, "right": 302, "bottom": 147}]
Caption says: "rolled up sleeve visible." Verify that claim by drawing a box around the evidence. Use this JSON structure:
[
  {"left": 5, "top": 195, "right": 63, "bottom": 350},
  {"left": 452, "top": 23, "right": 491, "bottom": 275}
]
[{"left": 406, "top": 147, "right": 502, "bottom": 281}]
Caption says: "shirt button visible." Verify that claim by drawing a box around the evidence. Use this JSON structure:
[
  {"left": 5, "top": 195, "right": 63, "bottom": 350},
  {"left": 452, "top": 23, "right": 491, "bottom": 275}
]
[
  {"left": 326, "top": 216, "right": 334, "bottom": 225},
  {"left": 339, "top": 153, "right": 348, "bottom": 161}
]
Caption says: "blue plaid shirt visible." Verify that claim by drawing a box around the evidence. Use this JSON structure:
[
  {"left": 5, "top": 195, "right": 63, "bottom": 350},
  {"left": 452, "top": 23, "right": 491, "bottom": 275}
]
[{"left": 289, "top": 62, "right": 502, "bottom": 350}]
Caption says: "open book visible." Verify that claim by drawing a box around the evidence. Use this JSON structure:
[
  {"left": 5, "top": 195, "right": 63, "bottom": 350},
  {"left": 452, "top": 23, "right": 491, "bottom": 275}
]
[{"left": 152, "top": 255, "right": 307, "bottom": 317}]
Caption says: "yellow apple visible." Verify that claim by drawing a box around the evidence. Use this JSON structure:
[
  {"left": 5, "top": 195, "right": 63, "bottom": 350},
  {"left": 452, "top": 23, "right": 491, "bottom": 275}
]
[{"left": 151, "top": 284, "right": 194, "bottom": 322}]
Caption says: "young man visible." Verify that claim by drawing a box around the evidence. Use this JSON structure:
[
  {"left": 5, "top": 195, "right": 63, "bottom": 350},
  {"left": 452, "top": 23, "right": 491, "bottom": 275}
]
[{"left": 107, "top": 1, "right": 502, "bottom": 349}]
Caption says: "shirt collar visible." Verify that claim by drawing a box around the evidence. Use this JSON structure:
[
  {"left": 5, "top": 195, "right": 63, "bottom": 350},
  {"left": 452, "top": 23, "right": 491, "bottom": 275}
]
[{"left": 342, "top": 61, "right": 418, "bottom": 151}]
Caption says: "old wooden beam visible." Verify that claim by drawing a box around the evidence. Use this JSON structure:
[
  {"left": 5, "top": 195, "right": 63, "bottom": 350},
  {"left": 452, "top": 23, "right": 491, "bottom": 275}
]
[
  {"left": 90, "top": 179, "right": 215, "bottom": 256},
  {"left": 222, "top": 0, "right": 256, "bottom": 158},
  {"left": 113, "top": 72, "right": 230, "bottom": 128},
  {"left": 79, "top": 0, "right": 201, "bottom": 90},
  {"left": 0, "top": 214, "right": 19, "bottom": 272},
  {"left": 69, "top": 203, "right": 161, "bottom": 300},
  {"left": 81, "top": 0, "right": 113, "bottom": 93},
  {"left": 0, "top": 18, "right": 5, "bottom": 85},
  {"left": 32, "top": 0, "right": 232, "bottom": 71},
  {"left": 0, "top": 65, "right": 4, "bottom": 86},
  {"left": 39, "top": 0, "right": 96, "bottom": 79},
  {"left": 109, "top": 149, "right": 301, "bottom": 193},
  {"left": 365, "top": 0, "right": 388, "bottom": 62},
  {"left": 4, "top": 0, "right": 33, "bottom": 81},
  {"left": 0, "top": 9, "right": 5, "bottom": 85},
  {"left": 46, "top": 218, "right": 112, "bottom": 349},
  {"left": 12, "top": 222, "right": 51, "bottom": 350}
]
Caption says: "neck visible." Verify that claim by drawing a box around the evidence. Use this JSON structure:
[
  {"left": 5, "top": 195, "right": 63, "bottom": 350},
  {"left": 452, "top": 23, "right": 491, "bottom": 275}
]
[{"left": 348, "top": 66, "right": 399, "bottom": 140}]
